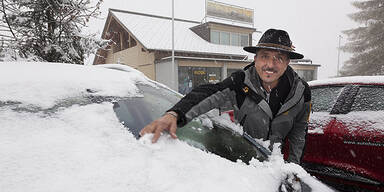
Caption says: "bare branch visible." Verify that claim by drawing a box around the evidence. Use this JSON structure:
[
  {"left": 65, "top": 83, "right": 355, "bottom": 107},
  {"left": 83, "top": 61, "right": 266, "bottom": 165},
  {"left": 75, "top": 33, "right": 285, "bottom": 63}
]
[{"left": 1, "top": 0, "right": 17, "bottom": 40}]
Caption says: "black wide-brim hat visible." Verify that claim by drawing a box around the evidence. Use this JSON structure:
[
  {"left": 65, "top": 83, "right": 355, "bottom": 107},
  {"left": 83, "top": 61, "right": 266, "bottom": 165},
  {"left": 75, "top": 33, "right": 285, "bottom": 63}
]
[{"left": 243, "top": 29, "right": 304, "bottom": 59}]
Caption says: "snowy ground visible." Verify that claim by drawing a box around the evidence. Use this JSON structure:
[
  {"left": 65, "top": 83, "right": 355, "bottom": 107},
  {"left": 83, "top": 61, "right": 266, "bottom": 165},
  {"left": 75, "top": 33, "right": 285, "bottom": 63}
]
[{"left": 0, "top": 62, "right": 333, "bottom": 192}]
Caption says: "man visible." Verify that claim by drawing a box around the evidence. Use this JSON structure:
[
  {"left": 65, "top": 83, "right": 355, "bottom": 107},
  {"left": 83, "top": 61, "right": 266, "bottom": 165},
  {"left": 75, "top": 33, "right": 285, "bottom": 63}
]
[{"left": 140, "top": 29, "right": 311, "bottom": 164}]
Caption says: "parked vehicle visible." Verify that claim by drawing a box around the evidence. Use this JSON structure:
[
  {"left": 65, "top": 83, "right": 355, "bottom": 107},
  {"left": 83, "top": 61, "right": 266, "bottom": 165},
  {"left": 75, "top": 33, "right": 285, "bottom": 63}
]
[
  {"left": 0, "top": 62, "right": 332, "bottom": 192},
  {"left": 302, "top": 76, "right": 384, "bottom": 191}
]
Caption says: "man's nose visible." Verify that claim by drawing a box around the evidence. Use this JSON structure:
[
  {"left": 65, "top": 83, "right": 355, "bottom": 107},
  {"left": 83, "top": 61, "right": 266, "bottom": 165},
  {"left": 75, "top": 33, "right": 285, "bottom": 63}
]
[{"left": 265, "top": 59, "right": 275, "bottom": 67}]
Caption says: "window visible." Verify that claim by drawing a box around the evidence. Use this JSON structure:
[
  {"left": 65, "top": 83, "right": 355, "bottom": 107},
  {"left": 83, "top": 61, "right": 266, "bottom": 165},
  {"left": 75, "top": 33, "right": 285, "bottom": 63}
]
[
  {"left": 240, "top": 34, "right": 249, "bottom": 46},
  {"left": 211, "top": 30, "right": 220, "bottom": 44},
  {"left": 178, "top": 66, "right": 222, "bottom": 94},
  {"left": 207, "top": 67, "right": 221, "bottom": 84},
  {"left": 113, "top": 84, "right": 182, "bottom": 137},
  {"left": 227, "top": 68, "right": 239, "bottom": 77},
  {"left": 220, "top": 31, "right": 230, "bottom": 45},
  {"left": 296, "top": 69, "right": 315, "bottom": 82},
  {"left": 210, "top": 30, "right": 249, "bottom": 47},
  {"left": 351, "top": 86, "right": 384, "bottom": 111},
  {"left": 311, "top": 86, "right": 344, "bottom": 112},
  {"left": 231, "top": 33, "right": 240, "bottom": 46}
]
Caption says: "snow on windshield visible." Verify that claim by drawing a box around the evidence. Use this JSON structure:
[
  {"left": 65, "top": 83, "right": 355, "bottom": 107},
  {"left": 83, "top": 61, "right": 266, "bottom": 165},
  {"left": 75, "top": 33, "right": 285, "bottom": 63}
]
[
  {"left": 0, "top": 103, "right": 331, "bottom": 192},
  {"left": 0, "top": 62, "right": 155, "bottom": 108}
]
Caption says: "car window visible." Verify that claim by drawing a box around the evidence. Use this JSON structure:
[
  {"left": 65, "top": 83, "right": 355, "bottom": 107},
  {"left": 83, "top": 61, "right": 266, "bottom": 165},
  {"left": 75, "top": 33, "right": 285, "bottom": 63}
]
[
  {"left": 311, "top": 86, "right": 344, "bottom": 112},
  {"left": 113, "top": 84, "right": 267, "bottom": 163},
  {"left": 351, "top": 86, "right": 384, "bottom": 111}
]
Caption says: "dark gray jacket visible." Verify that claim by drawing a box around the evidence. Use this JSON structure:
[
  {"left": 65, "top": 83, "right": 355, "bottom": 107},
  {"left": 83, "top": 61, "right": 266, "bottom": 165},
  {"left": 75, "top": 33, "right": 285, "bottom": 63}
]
[{"left": 169, "top": 64, "right": 311, "bottom": 164}]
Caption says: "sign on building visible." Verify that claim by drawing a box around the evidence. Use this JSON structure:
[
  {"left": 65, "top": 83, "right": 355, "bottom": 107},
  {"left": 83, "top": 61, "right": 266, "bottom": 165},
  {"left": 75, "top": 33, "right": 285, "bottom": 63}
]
[{"left": 206, "top": 0, "right": 254, "bottom": 24}]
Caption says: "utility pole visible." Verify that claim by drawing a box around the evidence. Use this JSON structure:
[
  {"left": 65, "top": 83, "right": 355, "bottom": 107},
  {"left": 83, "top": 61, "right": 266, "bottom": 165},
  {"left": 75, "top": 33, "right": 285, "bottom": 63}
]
[
  {"left": 337, "top": 35, "right": 342, "bottom": 76},
  {"left": 171, "top": 0, "right": 175, "bottom": 90}
]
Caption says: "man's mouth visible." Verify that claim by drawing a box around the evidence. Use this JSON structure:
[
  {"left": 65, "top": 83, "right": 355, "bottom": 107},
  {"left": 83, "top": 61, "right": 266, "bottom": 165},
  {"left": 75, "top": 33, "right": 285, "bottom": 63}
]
[{"left": 263, "top": 68, "right": 277, "bottom": 74}]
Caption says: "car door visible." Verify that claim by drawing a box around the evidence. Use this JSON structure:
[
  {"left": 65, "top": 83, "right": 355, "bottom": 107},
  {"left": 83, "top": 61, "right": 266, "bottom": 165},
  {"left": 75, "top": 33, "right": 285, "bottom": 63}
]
[
  {"left": 303, "top": 85, "right": 345, "bottom": 165},
  {"left": 330, "top": 85, "right": 384, "bottom": 184}
]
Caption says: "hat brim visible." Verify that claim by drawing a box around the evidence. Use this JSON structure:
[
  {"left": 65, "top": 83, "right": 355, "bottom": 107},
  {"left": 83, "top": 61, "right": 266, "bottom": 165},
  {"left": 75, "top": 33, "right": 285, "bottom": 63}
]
[{"left": 243, "top": 46, "right": 304, "bottom": 59}]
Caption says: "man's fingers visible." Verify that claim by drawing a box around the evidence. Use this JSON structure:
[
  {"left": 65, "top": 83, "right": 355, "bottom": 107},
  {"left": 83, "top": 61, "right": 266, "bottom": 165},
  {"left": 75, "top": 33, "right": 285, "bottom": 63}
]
[
  {"left": 140, "top": 115, "right": 177, "bottom": 142},
  {"left": 152, "top": 125, "right": 163, "bottom": 143},
  {"left": 169, "top": 121, "right": 178, "bottom": 139},
  {"left": 140, "top": 123, "right": 155, "bottom": 136}
]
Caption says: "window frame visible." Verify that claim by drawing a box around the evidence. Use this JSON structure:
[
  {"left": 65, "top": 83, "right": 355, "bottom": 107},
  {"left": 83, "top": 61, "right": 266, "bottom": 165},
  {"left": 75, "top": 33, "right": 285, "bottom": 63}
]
[
  {"left": 240, "top": 34, "right": 249, "bottom": 46},
  {"left": 210, "top": 30, "right": 220, "bottom": 44}
]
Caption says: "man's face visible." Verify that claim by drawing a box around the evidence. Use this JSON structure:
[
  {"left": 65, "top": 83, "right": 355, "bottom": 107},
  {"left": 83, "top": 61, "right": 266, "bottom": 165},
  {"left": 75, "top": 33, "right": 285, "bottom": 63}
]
[{"left": 254, "top": 49, "right": 290, "bottom": 84}]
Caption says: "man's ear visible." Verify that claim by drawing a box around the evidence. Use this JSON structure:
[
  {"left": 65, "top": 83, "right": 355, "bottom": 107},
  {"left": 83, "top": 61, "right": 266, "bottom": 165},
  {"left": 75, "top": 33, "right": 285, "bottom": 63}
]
[{"left": 286, "top": 59, "right": 291, "bottom": 65}]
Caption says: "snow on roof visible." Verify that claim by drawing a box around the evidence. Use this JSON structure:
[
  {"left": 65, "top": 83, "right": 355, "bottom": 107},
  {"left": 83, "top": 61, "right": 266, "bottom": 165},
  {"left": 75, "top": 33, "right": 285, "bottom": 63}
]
[
  {"left": 309, "top": 76, "right": 384, "bottom": 87},
  {"left": 110, "top": 9, "right": 251, "bottom": 57}
]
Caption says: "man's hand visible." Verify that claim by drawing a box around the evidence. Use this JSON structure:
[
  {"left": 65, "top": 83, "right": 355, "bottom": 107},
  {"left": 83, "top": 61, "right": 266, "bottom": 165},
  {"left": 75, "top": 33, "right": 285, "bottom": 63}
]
[{"left": 139, "top": 112, "right": 178, "bottom": 143}]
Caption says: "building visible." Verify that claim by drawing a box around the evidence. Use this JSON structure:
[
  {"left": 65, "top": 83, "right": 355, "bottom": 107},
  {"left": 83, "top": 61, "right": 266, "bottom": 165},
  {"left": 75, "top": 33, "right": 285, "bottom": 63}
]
[
  {"left": 290, "top": 59, "right": 320, "bottom": 82},
  {"left": 94, "top": 9, "right": 320, "bottom": 94}
]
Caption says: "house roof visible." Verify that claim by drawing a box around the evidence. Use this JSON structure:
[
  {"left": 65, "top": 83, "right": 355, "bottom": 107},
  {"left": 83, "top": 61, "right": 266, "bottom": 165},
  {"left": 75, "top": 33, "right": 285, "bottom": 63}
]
[
  {"left": 290, "top": 59, "right": 321, "bottom": 67},
  {"left": 108, "top": 9, "right": 253, "bottom": 58}
]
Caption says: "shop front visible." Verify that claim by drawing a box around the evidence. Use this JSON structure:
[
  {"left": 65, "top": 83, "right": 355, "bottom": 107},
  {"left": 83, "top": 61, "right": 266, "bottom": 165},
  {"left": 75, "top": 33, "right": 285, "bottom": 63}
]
[{"left": 178, "top": 66, "right": 222, "bottom": 95}]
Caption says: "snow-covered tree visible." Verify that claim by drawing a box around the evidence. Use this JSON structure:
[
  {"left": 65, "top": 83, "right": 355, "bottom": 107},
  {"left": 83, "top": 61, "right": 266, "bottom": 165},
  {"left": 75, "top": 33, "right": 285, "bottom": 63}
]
[
  {"left": 1, "top": 0, "right": 109, "bottom": 64},
  {"left": 340, "top": 0, "right": 384, "bottom": 76}
]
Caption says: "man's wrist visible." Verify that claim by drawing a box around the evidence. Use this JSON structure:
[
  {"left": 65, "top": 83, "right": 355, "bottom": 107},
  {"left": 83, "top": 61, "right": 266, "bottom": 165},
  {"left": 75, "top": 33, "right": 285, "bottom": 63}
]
[{"left": 165, "top": 111, "right": 178, "bottom": 119}]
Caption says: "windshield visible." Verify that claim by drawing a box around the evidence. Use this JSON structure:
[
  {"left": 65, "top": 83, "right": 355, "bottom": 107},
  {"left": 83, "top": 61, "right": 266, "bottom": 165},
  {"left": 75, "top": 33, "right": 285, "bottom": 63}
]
[
  {"left": 112, "top": 84, "right": 181, "bottom": 137},
  {"left": 113, "top": 84, "right": 267, "bottom": 163}
]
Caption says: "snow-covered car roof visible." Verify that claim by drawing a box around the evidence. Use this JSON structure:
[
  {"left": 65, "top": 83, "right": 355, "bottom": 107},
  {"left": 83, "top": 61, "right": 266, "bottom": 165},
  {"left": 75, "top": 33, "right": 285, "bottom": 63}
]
[
  {"left": 0, "top": 62, "right": 156, "bottom": 108},
  {"left": 0, "top": 62, "right": 332, "bottom": 192},
  {"left": 309, "top": 76, "right": 384, "bottom": 87}
]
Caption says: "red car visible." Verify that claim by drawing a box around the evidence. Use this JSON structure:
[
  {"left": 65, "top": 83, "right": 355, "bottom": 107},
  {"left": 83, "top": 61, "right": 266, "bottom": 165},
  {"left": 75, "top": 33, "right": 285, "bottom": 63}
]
[{"left": 302, "top": 76, "right": 384, "bottom": 191}]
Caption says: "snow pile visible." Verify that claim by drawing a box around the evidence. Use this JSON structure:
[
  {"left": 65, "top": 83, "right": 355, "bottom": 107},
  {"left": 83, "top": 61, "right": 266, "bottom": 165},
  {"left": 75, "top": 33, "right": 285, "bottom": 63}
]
[
  {"left": 0, "top": 103, "right": 332, "bottom": 192},
  {"left": 201, "top": 109, "right": 244, "bottom": 135}
]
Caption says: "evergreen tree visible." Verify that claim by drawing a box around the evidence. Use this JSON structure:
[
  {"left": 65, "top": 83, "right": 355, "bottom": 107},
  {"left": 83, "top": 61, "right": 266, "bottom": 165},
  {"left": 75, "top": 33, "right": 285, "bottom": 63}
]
[
  {"left": 1, "top": 0, "right": 109, "bottom": 64},
  {"left": 341, "top": 0, "right": 384, "bottom": 76}
]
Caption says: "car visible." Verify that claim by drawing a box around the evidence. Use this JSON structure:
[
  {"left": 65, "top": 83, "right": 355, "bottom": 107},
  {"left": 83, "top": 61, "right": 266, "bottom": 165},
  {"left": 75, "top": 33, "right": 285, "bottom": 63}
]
[
  {"left": 302, "top": 76, "right": 384, "bottom": 191},
  {"left": 0, "top": 62, "right": 332, "bottom": 192}
]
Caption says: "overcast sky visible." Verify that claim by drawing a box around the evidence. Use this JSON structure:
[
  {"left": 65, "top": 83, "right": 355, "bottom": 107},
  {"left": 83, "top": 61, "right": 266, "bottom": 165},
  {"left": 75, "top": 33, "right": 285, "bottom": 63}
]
[{"left": 87, "top": 0, "right": 358, "bottom": 79}]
